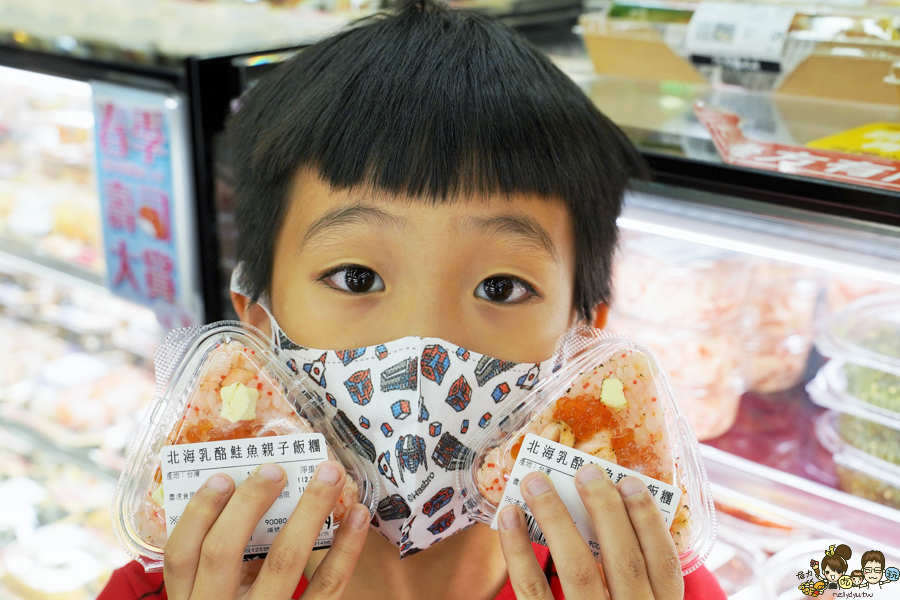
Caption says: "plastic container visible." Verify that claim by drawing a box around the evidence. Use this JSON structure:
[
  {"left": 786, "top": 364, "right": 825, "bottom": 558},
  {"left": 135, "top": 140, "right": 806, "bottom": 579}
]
[
  {"left": 612, "top": 232, "right": 752, "bottom": 326},
  {"left": 461, "top": 327, "right": 716, "bottom": 574},
  {"left": 745, "top": 332, "right": 813, "bottom": 394},
  {"left": 807, "top": 363, "right": 900, "bottom": 466},
  {"left": 677, "top": 384, "right": 742, "bottom": 441},
  {"left": 605, "top": 312, "right": 745, "bottom": 391},
  {"left": 748, "top": 261, "right": 820, "bottom": 336},
  {"left": 815, "top": 410, "right": 900, "bottom": 511},
  {"left": 744, "top": 261, "right": 820, "bottom": 393},
  {"left": 605, "top": 313, "right": 744, "bottom": 440},
  {"left": 111, "top": 322, "right": 378, "bottom": 572},
  {"left": 816, "top": 292, "right": 900, "bottom": 414},
  {"left": 702, "top": 525, "right": 766, "bottom": 598},
  {"left": 714, "top": 501, "right": 812, "bottom": 555}
]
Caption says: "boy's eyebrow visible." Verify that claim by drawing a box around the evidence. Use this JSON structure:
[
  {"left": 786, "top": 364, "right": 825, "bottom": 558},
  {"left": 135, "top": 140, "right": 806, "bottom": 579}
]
[
  {"left": 465, "top": 214, "right": 558, "bottom": 261},
  {"left": 298, "top": 204, "right": 406, "bottom": 252}
]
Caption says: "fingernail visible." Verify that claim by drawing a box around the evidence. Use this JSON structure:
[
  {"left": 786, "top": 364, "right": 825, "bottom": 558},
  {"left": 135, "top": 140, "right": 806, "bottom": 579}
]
[
  {"left": 206, "top": 474, "right": 232, "bottom": 494},
  {"left": 499, "top": 507, "right": 520, "bottom": 531},
  {"left": 619, "top": 477, "right": 644, "bottom": 498},
  {"left": 257, "top": 464, "right": 285, "bottom": 482},
  {"left": 315, "top": 463, "right": 341, "bottom": 486},
  {"left": 347, "top": 506, "right": 368, "bottom": 529},
  {"left": 575, "top": 464, "right": 604, "bottom": 486},
  {"left": 524, "top": 474, "right": 552, "bottom": 497}
]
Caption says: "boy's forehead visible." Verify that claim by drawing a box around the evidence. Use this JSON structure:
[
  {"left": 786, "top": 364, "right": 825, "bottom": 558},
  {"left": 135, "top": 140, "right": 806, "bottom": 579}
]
[{"left": 284, "top": 170, "right": 573, "bottom": 260}]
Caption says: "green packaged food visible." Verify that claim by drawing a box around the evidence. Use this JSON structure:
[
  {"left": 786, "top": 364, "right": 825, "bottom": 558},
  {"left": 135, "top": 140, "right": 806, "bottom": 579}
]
[
  {"left": 816, "top": 293, "right": 900, "bottom": 414},
  {"left": 816, "top": 411, "right": 900, "bottom": 511}
]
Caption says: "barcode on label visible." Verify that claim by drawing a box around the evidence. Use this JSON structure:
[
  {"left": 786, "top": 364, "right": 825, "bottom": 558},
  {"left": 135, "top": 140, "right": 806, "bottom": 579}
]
[
  {"left": 524, "top": 513, "right": 547, "bottom": 547},
  {"left": 693, "top": 22, "right": 735, "bottom": 44}
]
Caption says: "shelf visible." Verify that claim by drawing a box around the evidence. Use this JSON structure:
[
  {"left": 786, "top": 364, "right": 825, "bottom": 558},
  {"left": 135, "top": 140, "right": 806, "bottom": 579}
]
[{"left": 702, "top": 444, "right": 900, "bottom": 553}]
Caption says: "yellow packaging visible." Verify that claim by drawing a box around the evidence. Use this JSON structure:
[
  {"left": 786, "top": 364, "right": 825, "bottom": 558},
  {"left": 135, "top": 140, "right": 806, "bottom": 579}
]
[{"left": 807, "top": 123, "right": 900, "bottom": 160}]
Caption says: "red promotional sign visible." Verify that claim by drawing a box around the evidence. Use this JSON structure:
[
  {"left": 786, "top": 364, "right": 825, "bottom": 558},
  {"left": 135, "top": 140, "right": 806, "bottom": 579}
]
[{"left": 694, "top": 101, "right": 900, "bottom": 192}]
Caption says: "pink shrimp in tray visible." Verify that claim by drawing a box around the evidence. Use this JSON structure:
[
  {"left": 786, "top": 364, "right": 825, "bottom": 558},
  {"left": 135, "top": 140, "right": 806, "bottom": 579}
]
[
  {"left": 135, "top": 341, "right": 359, "bottom": 549},
  {"left": 475, "top": 350, "right": 695, "bottom": 552}
]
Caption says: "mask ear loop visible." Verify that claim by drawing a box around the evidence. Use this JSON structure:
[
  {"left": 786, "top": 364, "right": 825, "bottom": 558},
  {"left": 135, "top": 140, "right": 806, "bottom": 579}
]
[{"left": 229, "top": 263, "right": 286, "bottom": 348}]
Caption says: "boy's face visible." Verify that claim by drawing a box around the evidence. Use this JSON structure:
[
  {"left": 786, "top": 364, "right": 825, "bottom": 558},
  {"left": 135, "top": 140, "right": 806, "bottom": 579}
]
[
  {"left": 864, "top": 561, "right": 884, "bottom": 583},
  {"left": 242, "top": 171, "right": 579, "bottom": 363},
  {"left": 853, "top": 576, "right": 862, "bottom": 585}
]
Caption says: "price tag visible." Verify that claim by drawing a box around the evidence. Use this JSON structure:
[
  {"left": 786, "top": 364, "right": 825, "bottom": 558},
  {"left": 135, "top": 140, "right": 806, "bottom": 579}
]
[
  {"left": 490, "top": 434, "right": 682, "bottom": 561},
  {"left": 685, "top": 2, "right": 795, "bottom": 67},
  {"left": 160, "top": 433, "right": 331, "bottom": 560}
]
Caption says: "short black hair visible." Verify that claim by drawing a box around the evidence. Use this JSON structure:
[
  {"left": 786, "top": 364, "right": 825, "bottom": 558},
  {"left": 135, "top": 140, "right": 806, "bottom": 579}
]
[{"left": 229, "top": 0, "right": 645, "bottom": 320}]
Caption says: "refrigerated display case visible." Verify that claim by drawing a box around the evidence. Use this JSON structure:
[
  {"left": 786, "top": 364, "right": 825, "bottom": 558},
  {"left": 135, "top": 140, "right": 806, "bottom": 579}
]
[
  {"left": 4, "top": 3, "right": 900, "bottom": 599},
  {"left": 0, "top": 18, "right": 343, "bottom": 599}
]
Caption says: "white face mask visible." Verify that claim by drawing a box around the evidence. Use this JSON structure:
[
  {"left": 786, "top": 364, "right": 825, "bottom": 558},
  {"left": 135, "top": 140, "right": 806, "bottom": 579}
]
[
  {"left": 272, "top": 317, "right": 558, "bottom": 556},
  {"left": 232, "top": 271, "right": 557, "bottom": 556}
]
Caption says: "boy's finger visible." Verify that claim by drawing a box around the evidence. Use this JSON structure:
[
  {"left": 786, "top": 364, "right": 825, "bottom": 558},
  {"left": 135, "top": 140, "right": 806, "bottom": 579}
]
[
  {"left": 192, "top": 464, "right": 289, "bottom": 599},
  {"left": 250, "top": 461, "right": 347, "bottom": 599},
  {"left": 617, "top": 477, "right": 684, "bottom": 600},
  {"left": 163, "top": 474, "right": 234, "bottom": 600},
  {"left": 302, "top": 504, "right": 371, "bottom": 599},
  {"left": 520, "top": 472, "right": 606, "bottom": 600},
  {"left": 497, "top": 505, "right": 554, "bottom": 600},
  {"left": 574, "top": 466, "right": 654, "bottom": 600}
]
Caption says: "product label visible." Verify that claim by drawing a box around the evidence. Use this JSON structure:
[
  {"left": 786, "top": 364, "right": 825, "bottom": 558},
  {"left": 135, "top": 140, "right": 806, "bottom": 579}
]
[
  {"left": 490, "top": 434, "right": 682, "bottom": 561},
  {"left": 685, "top": 2, "right": 795, "bottom": 69},
  {"left": 695, "top": 102, "right": 900, "bottom": 193},
  {"left": 160, "top": 433, "right": 331, "bottom": 559}
]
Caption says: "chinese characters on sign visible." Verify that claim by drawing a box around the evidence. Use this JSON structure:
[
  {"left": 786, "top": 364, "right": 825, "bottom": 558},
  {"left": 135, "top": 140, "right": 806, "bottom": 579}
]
[
  {"left": 493, "top": 434, "right": 682, "bottom": 561},
  {"left": 91, "top": 82, "right": 200, "bottom": 328},
  {"left": 159, "top": 433, "right": 332, "bottom": 559},
  {"left": 694, "top": 101, "right": 900, "bottom": 193}
]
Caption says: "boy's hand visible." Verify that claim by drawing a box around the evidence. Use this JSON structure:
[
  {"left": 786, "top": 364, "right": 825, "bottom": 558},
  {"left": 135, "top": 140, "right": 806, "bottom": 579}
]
[
  {"left": 164, "top": 460, "right": 369, "bottom": 600},
  {"left": 497, "top": 464, "right": 683, "bottom": 600}
]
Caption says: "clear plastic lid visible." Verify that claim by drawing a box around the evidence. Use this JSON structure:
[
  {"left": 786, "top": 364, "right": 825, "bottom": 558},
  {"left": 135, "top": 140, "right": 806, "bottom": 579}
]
[
  {"left": 815, "top": 410, "right": 900, "bottom": 493},
  {"left": 459, "top": 327, "right": 716, "bottom": 575},
  {"left": 612, "top": 232, "right": 752, "bottom": 326},
  {"left": 816, "top": 292, "right": 900, "bottom": 377},
  {"left": 111, "top": 322, "right": 378, "bottom": 572},
  {"left": 807, "top": 359, "right": 900, "bottom": 433}
]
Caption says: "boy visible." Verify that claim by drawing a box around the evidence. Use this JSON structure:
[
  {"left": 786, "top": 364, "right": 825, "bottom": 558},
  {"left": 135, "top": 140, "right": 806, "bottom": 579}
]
[{"left": 101, "top": 1, "right": 727, "bottom": 598}]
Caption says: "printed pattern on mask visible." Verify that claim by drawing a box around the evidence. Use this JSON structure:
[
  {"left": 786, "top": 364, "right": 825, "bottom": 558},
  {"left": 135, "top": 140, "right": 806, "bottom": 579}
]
[{"left": 273, "top": 330, "right": 557, "bottom": 557}]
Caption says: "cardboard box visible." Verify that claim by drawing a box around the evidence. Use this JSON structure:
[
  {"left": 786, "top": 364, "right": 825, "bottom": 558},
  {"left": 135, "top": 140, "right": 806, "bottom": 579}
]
[{"left": 581, "top": 13, "right": 900, "bottom": 105}]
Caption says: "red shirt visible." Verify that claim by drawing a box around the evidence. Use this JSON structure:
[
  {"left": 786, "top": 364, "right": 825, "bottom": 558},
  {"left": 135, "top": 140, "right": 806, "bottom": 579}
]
[{"left": 99, "top": 545, "right": 727, "bottom": 600}]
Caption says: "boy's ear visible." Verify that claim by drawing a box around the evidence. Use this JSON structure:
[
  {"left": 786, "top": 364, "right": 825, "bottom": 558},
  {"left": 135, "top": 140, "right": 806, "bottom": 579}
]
[
  {"left": 592, "top": 303, "right": 609, "bottom": 329},
  {"left": 231, "top": 291, "right": 271, "bottom": 333}
]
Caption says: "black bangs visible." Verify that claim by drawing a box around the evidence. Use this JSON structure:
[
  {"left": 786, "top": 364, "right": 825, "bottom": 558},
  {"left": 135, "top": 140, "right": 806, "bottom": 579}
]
[{"left": 228, "top": 0, "right": 645, "bottom": 319}]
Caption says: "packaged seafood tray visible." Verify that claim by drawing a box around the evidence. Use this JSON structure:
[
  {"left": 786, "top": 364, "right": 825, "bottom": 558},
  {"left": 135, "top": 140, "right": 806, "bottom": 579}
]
[
  {"left": 461, "top": 327, "right": 715, "bottom": 574},
  {"left": 745, "top": 261, "right": 820, "bottom": 394},
  {"left": 808, "top": 364, "right": 900, "bottom": 467},
  {"left": 826, "top": 273, "right": 900, "bottom": 316},
  {"left": 605, "top": 313, "right": 744, "bottom": 440},
  {"left": 611, "top": 232, "right": 752, "bottom": 327},
  {"left": 816, "top": 292, "right": 900, "bottom": 414},
  {"left": 111, "top": 322, "right": 379, "bottom": 572},
  {"left": 745, "top": 331, "right": 814, "bottom": 395},
  {"left": 815, "top": 410, "right": 900, "bottom": 511}
]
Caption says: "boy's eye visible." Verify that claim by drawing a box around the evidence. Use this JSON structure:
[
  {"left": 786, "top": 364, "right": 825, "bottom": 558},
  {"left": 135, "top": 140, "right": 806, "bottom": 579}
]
[
  {"left": 324, "top": 266, "right": 385, "bottom": 294},
  {"left": 474, "top": 276, "right": 534, "bottom": 304}
]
